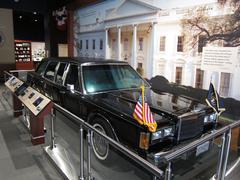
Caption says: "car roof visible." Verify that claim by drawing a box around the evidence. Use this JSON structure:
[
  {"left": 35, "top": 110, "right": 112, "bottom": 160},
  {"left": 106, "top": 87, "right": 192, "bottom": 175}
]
[{"left": 42, "top": 57, "right": 128, "bottom": 65}]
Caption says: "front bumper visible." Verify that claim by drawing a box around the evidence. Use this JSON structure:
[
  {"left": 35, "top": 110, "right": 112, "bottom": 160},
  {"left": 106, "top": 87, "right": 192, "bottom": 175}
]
[{"left": 147, "top": 137, "right": 214, "bottom": 167}]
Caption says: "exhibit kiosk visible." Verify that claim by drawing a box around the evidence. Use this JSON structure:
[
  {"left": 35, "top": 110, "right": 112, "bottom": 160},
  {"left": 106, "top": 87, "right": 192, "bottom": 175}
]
[{"left": 5, "top": 75, "right": 53, "bottom": 145}]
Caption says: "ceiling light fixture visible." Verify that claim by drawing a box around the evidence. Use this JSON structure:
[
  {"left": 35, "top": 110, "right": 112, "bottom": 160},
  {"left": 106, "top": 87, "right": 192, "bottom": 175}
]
[
  {"left": 34, "top": 19, "right": 38, "bottom": 22},
  {"left": 33, "top": 12, "right": 37, "bottom": 15},
  {"left": 19, "top": 15, "right": 22, "bottom": 19}
]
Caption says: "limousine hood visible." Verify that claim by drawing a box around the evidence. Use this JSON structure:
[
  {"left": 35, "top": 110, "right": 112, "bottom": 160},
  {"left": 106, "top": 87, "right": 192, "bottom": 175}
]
[{"left": 90, "top": 87, "right": 208, "bottom": 120}]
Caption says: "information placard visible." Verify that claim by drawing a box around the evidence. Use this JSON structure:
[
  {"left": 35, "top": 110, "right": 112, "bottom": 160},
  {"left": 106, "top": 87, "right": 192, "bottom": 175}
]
[{"left": 201, "top": 47, "right": 238, "bottom": 73}]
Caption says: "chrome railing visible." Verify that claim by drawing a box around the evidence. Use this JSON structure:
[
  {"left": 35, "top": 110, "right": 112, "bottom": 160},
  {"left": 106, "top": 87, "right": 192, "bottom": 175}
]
[
  {"left": 162, "top": 120, "right": 240, "bottom": 180},
  {"left": 51, "top": 103, "right": 165, "bottom": 179},
  {"left": 3, "top": 70, "right": 240, "bottom": 180}
]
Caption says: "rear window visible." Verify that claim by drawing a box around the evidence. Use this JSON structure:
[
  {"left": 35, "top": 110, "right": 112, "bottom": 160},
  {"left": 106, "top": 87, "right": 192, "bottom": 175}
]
[
  {"left": 36, "top": 61, "right": 48, "bottom": 75},
  {"left": 44, "top": 61, "right": 58, "bottom": 81},
  {"left": 56, "top": 62, "right": 67, "bottom": 84}
]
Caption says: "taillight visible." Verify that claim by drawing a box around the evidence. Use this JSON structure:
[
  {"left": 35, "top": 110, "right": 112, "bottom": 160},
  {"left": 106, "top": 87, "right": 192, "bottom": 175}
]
[{"left": 139, "top": 132, "right": 150, "bottom": 150}]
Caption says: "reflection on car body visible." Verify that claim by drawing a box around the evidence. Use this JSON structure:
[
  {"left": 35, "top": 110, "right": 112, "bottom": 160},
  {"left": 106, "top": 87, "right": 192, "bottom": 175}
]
[{"left": 27, "top": 57, "right": 217, "bottom": 165}]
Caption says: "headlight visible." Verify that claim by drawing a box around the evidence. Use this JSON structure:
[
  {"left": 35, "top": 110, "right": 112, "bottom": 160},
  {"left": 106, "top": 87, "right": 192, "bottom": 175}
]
[
  {"left": 152, "top": 130, "right": 163, "bottom": 141},
  {"left": 151, "top": 127, "right": 173, "bottom": 141},
  {"left": 204, "top": 113, "right": 217, "bottom": 123},
  {"left": 164, "top": 127, "right": 173, "bottom": 136}
]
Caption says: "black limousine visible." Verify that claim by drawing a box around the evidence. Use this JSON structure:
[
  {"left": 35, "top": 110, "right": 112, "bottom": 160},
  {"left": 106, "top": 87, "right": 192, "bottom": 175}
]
[{"left": 27, "top": 57, "right": 217, "bottom": 164}]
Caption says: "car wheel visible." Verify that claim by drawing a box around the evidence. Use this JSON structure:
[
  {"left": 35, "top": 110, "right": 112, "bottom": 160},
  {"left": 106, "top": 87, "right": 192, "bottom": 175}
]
[{"left": 90, "top": 118, "right": 116, "bottom": 164}]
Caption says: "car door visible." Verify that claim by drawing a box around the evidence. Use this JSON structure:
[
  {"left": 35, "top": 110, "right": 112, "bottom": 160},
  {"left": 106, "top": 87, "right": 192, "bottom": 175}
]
[
  {"left": 51, "top": 61, "right": 68, "bottom": 105},
  {"left": 28, "top": 60, "right": 48, "bottom": 93},
  {"left": 42, "top": 61, "right": 58, "bottom": 99},
  {"left": 61, "top": 63, "right": 82, "bottom": 116}
]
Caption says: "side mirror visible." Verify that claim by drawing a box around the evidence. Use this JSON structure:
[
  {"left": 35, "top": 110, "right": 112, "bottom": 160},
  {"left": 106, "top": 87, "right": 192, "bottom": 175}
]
[{"left": 67, "top": 84, "right": 75, "bottom": 93}]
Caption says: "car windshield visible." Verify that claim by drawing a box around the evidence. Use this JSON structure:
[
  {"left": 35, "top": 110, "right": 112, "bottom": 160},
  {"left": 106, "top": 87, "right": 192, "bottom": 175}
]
[{"left": 82, "top": 64, "right": 149, "bottom": 93}]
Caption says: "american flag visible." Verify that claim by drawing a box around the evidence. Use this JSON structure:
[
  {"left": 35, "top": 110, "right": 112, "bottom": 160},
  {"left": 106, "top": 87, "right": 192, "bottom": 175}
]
[{"left": 133, "top": 86, "right": 157, "bottom": 132}]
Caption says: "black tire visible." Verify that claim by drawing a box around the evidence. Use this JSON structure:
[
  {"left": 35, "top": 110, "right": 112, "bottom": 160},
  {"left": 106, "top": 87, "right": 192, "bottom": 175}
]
[{"left": 90, "top": 117, "right": 117, "bottom": 165}]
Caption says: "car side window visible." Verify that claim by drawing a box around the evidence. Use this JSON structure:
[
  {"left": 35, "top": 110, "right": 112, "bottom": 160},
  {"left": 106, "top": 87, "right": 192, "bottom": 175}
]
[
  {"left": 36, "top": 61, "right": 48, "bottom": 75},
  {"left": 44, "top": 61, "right": 58, "bottom": 81},
  {"left": 56, "top": 62, "right": 67, "bottom": 85},
  {"left": 65, "top": 64, "right": 80, "bottom": 91}
]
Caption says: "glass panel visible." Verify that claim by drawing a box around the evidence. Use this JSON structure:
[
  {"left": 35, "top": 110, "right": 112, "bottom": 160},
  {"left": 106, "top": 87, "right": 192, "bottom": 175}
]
[
  {"left": 220, "top": 72, "right": 230, "bottom": 97},
  {"left": 56, "top": 63, "right": 67, "bottom": 85},
  {"left": 160, "top": 36, "right": 166, "bottom": 51},
  {"left": 86, "top": 40, "right": 88, "bottom": 49},
  {"left": 175, "top": 67, "right": 182, "bottom": 85},
  {"left": 82, "top": 65, "right": 147, "bottom": 93},
  {"left": 139, "top": 38, "right": 143, "bottom": 51},
  {"left": 36, "top": 60, "right": 48, "bottom": 75},
  {"left": 177, "top": 36, "right": 184, "bottom": 52},
  {"left": 195, "top": 69, "right": 204, "bottom": 89},
  {"left": 80, "top": 40, "right": 82, "bottom": 50},
  {"left": 93, "top": 39, "right": 95, "bottom": 50},
  {"left": 44, "top": 61, "right": 58, "bottom": 81},
  {"left": 65, "top": 64, "right": 80, "bottom": 90},
  {"left": 100, "top": 39, "right": 103, "bottom": 50}
]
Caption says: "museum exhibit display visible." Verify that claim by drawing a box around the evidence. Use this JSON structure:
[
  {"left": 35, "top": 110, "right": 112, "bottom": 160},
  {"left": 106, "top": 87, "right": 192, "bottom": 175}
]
[
  {"left": 26, "top": 57, "right": 219, "bottom": 165},
  {"left": 15, "top": 40, "right": 34, "bottom": 70},
  {"left": 1, "top": 0, "right": 240, "bottom": 179},
  {"left": 5, "top": 74, "right": 53, "bottom": 144}
]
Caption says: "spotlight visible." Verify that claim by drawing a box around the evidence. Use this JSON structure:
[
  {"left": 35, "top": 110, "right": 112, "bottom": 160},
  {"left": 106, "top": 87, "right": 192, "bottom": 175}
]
[
  {"left": 34, "top": 19, "right": 38, "bottom": 22},
  {"left": 33, "top": 12, "right": 37, "bottom": 15},
  {"left": 19, "top": 15, "right": 22, "bottom": 19}
]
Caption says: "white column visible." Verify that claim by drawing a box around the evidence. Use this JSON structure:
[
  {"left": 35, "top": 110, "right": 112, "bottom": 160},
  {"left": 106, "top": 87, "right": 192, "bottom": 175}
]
[
  {"left": 147, "top": 22, "right": 157, "bottom": 79},
  {"left": 105, "top": 28, "right": 109, "bottom": 59},
  {"left": 117, "top": 26, "right": 121, "bottom": 60},
  {"left": 132, "top": 24, "right": 137, "bottom": 69}
]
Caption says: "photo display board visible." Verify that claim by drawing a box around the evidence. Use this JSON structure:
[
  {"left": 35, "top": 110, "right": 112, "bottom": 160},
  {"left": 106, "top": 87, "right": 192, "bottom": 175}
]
[
  {"left": 5, "top": 76, "right": 51, "bottom": 116},
  {"left": 15, "top": 40, "right": 34, "bottom": 70}
]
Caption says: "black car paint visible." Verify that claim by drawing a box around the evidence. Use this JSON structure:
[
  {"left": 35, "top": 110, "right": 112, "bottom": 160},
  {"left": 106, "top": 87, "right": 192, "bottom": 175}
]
[{"left": 27, "top": 57, "right": 215, "bottom": 156}]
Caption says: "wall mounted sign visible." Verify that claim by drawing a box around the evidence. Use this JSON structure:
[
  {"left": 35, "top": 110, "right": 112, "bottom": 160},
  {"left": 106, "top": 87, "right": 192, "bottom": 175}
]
[{"left": 201, "top": 46, "right": 238, "bottom": 73}]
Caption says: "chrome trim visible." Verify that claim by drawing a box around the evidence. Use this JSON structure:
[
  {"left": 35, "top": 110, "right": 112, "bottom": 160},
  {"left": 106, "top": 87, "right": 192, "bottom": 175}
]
[
  {"left": 177, "top": 118, "right": 182, "bottom": 142},
  {"left": 81, "top": 62, "right": 128, "bottom": 66},
  {"left": 163, "top": 125, "right": 229, "bottom": 162}
]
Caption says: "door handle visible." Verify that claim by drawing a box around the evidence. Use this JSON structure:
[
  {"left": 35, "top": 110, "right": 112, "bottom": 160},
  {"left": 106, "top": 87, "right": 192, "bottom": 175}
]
[{"left": 59, "top": 90, "right": 66, "bottom": 94}]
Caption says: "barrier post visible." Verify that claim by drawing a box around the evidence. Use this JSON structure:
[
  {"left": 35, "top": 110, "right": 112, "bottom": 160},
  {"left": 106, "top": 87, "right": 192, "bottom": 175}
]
[
  {"left": 23, "top": 105, "right": 27, "bottom": 121},
  {"left": 165, "top": 162, "right": 172, "bottom": 180},
  {"left": 87, "top": 130, "right": 92, "bottom": 180},
  {"left": 4, "top": 73, "right": 6, "bottom": 82},
  {"left": 79, "top": 125, "right": 84, "bottom": 180},
  {"left": 50, "top": 108, "right": 56, "bottom": 149},
  {"left": 221, "top": 129, "right": 232, "bottom": 180},
  {"left": 215, "top": 133, "right": 226, "bottom": 180}
]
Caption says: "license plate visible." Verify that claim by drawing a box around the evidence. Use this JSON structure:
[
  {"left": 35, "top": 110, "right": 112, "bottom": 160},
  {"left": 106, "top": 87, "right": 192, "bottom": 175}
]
[{"left": 196, "top": 141, "right": 210, "bottom": 156}]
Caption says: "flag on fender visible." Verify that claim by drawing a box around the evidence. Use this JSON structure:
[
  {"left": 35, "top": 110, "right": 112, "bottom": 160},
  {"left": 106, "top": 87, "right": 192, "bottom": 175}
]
[
  {"left": 133, "top": 85, "right": 157, "bottom": 132},
  {"left": 206, "top": 82, "right": 225, "bottom": 115}
]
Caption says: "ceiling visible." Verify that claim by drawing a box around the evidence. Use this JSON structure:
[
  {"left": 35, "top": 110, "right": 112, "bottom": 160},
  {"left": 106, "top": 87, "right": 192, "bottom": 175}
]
[{"left": 0, "top": 0, "right": 103, "bottom": 13}]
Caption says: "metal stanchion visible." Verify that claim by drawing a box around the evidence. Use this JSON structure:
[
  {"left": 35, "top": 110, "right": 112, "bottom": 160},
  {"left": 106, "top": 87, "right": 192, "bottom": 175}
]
[
  {"left": 215, "top": 133, "right": 226, "bottom": 180},
  {"left": 221, "top": 130, "right": 232, "bottom": 180},
  {"left": 79, "top": 125, "right": 84, "bottom": 180},
  {"left": 4, "top": 73, "right": 6, "bottom": 82},
  {"left": 50, "top": 108, "right": 56, "bottom": 149},
  {"left": 87, "top": 130, "right": 92, "bottom": 180},
  {"left": 165, "top": 162, "right": 172, "bottom": 180},
  {"left": 23, "top": 105, "right": 27, "bottom": 121}
]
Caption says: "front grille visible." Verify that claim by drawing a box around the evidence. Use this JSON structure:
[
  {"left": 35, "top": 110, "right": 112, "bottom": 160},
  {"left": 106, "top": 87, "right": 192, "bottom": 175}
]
[{"left": 178, "top": 115, "right": 204, "bottom": 141}]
